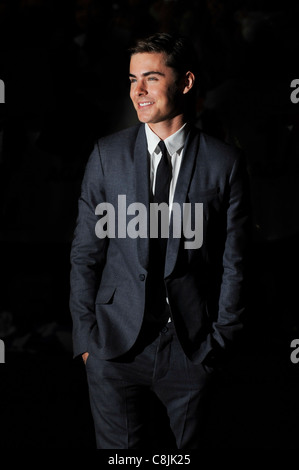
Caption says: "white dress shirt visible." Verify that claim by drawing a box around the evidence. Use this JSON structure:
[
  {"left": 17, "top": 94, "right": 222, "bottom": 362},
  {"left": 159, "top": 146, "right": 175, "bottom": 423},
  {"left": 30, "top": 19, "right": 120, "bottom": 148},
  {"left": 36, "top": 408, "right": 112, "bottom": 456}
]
[
  {"left": 145, "top": 123, "right": 188, "bottom": 212},
  {"left": 145, "top": 123, "right": 188, "bottom": 318}
]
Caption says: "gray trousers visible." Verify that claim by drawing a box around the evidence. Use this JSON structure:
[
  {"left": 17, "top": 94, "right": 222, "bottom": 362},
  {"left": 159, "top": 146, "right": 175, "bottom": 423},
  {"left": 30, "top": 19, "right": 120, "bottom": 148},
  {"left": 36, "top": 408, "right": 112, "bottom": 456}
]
[{"left": 85, "top": 321, "right": 215, "bottom": 449}]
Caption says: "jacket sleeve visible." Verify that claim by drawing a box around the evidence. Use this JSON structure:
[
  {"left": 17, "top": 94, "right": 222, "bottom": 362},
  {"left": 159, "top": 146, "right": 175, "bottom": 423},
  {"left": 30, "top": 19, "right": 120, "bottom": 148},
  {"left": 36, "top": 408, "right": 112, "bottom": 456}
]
[
  {"left": 204, "top": 153, "right": 252, "bottom": 367},
  {"left": 69, "top": 143, "right": 108, "bottom": 358}
]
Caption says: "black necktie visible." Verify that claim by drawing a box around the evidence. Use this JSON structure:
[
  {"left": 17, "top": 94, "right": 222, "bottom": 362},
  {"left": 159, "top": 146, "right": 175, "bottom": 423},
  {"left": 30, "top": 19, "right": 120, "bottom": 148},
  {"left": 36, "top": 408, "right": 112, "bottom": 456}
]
[
  {"left": 153, "top": 140, "right": 171, "bottom": 258},
  {"left": 146, "top": 141, "right": 172, "bottom": 320},
  {"left": 154, "top": 140, "right": 171, "bottom": 206}
]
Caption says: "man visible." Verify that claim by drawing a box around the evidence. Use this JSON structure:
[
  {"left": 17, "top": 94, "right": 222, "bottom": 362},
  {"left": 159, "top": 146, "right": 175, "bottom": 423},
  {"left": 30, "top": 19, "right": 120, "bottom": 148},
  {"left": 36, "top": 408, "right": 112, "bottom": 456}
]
[{"left": 69, "top": 32, "right": 251, "bottom": 449}]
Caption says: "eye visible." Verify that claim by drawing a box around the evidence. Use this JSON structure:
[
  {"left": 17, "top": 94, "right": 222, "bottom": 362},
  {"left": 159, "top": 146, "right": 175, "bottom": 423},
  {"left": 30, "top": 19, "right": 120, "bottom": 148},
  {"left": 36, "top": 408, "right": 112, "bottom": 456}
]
[
  {"left": 148, "top": 76, "right": 158, "bottom": 81},
  {"left": 129, "top": 78, "right": 137, "bottom": 84}
]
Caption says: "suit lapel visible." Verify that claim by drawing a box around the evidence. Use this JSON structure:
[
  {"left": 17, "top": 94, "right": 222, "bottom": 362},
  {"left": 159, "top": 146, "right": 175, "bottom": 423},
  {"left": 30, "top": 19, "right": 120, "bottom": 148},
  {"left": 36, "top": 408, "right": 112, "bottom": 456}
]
[
  {"left": 165, "top": 126, "right": 200, "bottom": 278},
  {"left": 134, "top": 124, "right": 151, "bottom": 270},
  {"left": 133, "top": 124, "right": 201, "bottom": 277}
]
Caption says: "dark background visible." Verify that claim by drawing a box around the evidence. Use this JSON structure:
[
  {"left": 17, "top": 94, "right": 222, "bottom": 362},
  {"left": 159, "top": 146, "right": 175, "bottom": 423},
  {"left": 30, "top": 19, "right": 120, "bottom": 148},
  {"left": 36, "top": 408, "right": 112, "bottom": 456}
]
[{"left": 0, "top": 0, "right": 299, "bottom": 449}]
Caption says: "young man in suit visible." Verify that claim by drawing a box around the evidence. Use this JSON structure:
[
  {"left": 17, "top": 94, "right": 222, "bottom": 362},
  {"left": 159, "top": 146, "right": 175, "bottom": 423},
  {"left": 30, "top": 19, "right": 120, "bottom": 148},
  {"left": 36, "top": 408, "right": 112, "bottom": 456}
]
[{"left": 70, "top": 32, "right": 251, "bottom": 449}]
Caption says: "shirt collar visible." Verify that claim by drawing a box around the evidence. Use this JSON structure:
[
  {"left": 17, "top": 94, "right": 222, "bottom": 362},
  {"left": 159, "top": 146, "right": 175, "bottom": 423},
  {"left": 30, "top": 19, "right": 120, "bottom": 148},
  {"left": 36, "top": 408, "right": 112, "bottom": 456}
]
[{"left": 145, "top": 123, "right": 188, "bottom": 156}]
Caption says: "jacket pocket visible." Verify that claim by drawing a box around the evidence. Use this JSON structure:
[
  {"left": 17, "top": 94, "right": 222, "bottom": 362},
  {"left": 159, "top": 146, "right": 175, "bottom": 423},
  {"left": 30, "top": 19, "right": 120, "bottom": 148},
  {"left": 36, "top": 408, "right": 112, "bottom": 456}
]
[
  {"left": 95, "top": 285, "right": 116, "bottom": 304},
  {"left": 196, "top": 187, "right": 220, "bottom": 198},
  {"left": 188, "top": 187, "right": 220, "bottom": 204}
]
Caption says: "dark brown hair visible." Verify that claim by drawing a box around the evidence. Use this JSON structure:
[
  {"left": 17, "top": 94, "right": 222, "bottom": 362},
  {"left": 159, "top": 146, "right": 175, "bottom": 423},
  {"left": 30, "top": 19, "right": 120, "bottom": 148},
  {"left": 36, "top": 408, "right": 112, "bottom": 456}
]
[{"left": 129, "top": 32, "right": 199, "bottom": 81}]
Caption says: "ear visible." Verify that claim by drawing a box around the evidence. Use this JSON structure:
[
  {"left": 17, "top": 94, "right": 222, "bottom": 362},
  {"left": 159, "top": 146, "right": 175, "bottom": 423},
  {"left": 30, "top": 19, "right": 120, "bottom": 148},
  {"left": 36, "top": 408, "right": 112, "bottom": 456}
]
[{"left": 182, "top": 71, "right": 195, "bottom": 95}]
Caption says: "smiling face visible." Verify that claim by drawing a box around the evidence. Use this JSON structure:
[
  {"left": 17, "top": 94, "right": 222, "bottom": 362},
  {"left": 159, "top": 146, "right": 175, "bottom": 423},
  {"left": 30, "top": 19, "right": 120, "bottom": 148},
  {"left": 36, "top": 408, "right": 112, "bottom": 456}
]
[{"left": 129, "top": 52, "right": 187, "bottom": 137}]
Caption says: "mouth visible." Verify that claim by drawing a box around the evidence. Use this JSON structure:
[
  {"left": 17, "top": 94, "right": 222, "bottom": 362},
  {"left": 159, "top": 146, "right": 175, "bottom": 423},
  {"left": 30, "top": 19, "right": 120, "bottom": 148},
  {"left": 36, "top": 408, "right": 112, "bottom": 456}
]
[{"left": 138, "top": 101, "right": 154, "bottom": 108}]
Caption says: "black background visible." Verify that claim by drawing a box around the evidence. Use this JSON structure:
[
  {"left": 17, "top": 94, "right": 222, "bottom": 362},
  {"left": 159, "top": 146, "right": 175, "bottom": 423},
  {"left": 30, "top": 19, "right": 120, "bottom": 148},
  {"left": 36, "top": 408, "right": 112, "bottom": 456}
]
[{"left": 0, "top": 0, "right": 299, "bottom": 449}]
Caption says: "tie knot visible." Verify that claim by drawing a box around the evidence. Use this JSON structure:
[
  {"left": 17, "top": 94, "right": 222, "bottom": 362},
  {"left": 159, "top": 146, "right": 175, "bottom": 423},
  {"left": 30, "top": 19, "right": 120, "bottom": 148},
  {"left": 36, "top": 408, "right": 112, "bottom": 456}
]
[{"left": 158, "top": 140, "right": 167, "bottom": 155}]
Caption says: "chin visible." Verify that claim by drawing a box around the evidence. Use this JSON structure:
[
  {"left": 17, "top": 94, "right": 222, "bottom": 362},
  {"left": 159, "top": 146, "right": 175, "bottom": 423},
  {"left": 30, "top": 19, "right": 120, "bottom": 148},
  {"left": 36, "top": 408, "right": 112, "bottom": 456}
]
[{"left": 137, "top": 115, "right": 152, "bottom": 124}]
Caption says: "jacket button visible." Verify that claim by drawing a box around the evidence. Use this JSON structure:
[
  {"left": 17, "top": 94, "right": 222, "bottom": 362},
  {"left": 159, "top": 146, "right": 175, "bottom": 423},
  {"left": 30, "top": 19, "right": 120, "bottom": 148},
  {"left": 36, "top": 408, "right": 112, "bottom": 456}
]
[{"left": 139, "top": 274, "right": 145, "bottom": 281}]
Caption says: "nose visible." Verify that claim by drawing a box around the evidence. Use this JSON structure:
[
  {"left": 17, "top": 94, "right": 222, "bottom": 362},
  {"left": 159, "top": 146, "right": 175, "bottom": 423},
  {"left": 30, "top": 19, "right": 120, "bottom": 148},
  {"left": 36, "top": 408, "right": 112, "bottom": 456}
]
[{"left": 135, "top": 79, "right": 147, "bottom": 97}]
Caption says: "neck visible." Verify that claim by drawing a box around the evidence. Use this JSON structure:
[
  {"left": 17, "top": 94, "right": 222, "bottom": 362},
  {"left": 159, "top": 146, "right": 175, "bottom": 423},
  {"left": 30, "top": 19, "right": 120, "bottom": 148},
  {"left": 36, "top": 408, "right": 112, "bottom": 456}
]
[{"left": 147, "top": 114, "right": 186, "bottom": 140}]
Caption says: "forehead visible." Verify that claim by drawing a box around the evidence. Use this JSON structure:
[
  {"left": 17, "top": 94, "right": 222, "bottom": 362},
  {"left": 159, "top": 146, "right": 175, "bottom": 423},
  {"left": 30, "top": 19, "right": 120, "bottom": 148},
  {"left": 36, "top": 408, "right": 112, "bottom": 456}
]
[{"left": 129, "top": 52, "right": 172, "bottom": 74}]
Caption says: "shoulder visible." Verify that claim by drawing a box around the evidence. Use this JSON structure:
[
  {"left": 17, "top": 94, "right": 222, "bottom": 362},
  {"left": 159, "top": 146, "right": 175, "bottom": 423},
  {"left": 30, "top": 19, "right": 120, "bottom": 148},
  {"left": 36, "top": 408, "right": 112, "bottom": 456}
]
[
  {"left": 88, "top": 124, "right": 143, "bottom": 174},
  {"left": 199, "top": 131, "right": 240, "bottom": 161},
  {"left": 189, "top": 127, "right": 244, "bottom": 173},
  {"left": 96, "top": 124, "right": 142, "bottom": 152}
]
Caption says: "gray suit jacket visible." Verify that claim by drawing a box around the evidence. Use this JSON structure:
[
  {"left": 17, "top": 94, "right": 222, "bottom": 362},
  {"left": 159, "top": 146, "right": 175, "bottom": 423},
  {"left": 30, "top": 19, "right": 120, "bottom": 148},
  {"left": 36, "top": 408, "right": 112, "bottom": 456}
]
[{"left": 70, "top": 123, "right": 251, "bottom": 365}]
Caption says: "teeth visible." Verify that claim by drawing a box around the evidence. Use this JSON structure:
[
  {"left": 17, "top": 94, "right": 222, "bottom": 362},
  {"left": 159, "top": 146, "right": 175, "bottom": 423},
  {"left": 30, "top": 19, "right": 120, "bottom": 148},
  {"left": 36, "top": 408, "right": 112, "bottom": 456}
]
[{"left": 139, "top": 102, "right": 153, "bottom": 107}]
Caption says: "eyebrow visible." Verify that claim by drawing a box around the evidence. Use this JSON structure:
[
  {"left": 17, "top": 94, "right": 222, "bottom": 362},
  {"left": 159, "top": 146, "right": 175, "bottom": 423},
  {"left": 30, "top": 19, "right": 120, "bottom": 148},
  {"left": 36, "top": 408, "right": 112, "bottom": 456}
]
[{"left": 129, "top": 71, "right": 165, "bottom": 78}]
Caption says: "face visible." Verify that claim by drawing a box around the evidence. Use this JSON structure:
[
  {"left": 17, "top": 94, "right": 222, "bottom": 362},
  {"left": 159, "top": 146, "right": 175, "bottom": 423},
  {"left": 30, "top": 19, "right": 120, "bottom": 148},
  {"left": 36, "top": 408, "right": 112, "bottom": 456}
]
[{"left": 129, "top": 52, "right": 184, "bottom": 127}]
